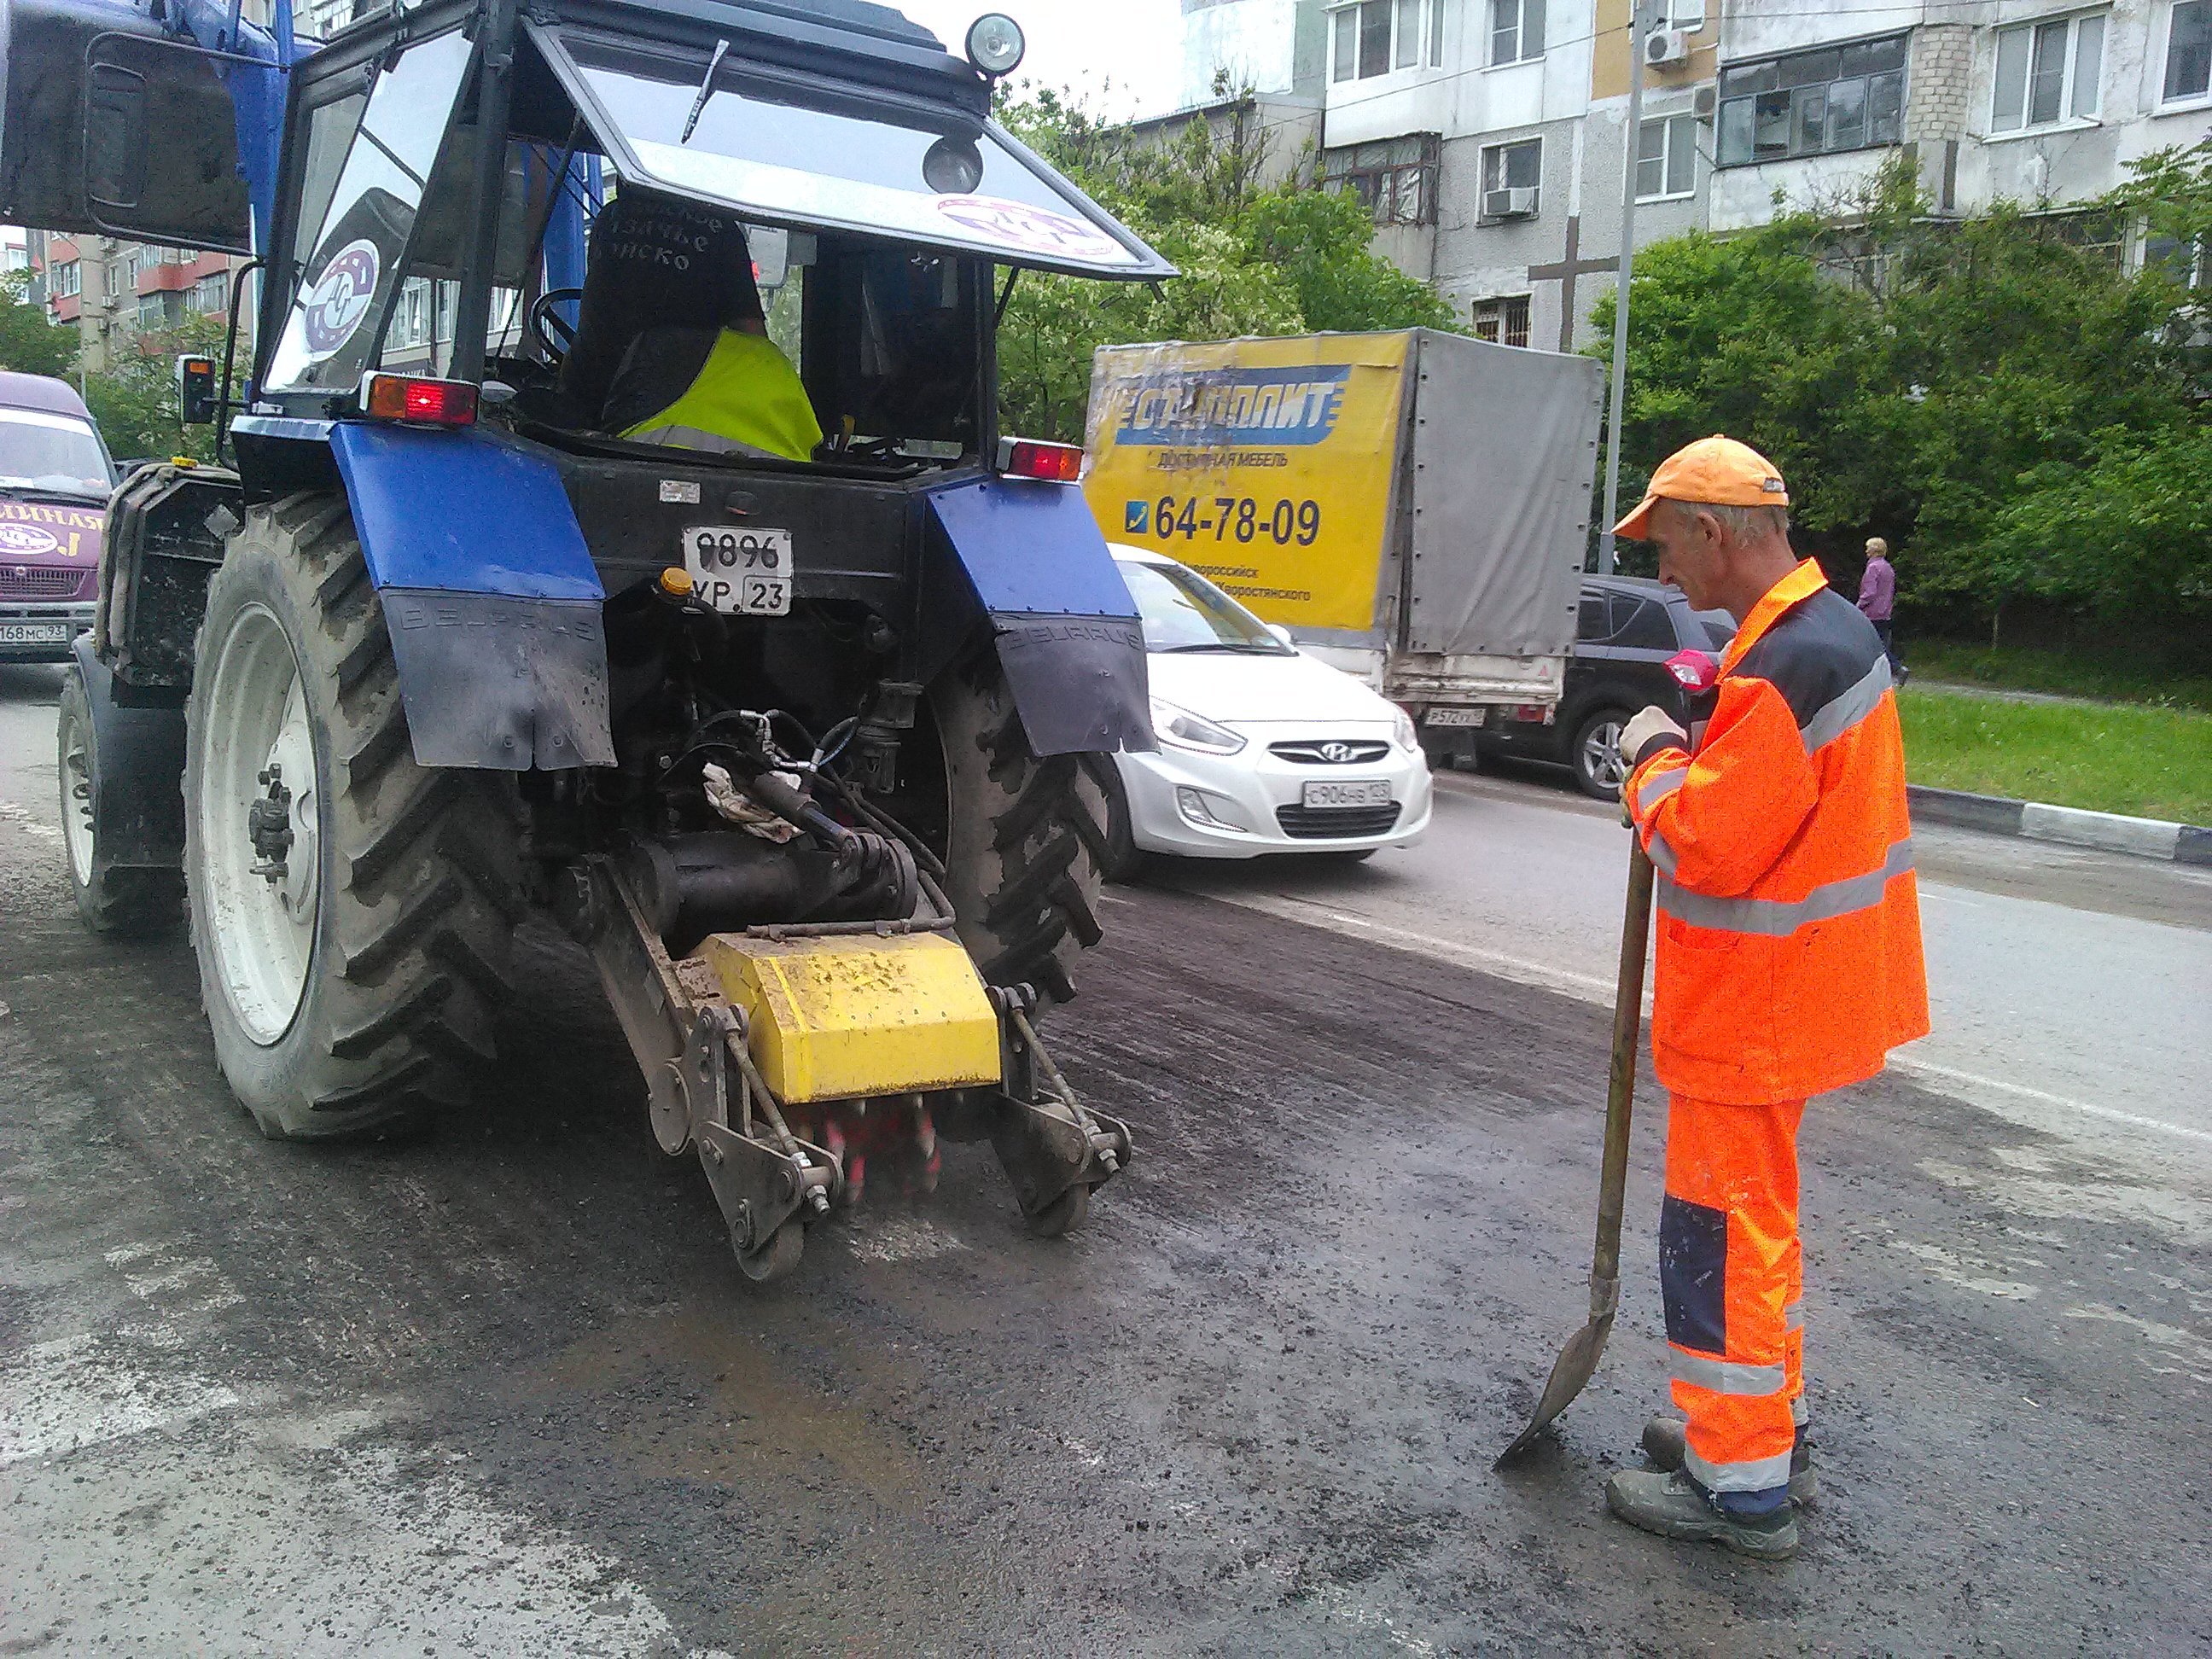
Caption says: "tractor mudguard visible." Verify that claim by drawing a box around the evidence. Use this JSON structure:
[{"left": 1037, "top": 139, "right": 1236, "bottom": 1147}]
[
  {"left": 327, "top": 423, "right": 614, "bottom": 771},
  {"left": 68, "top": 635, "right": 184, "bottom": 870},
  {"left": 922, "top": 477, "right": 1154, "bottom": 756}
]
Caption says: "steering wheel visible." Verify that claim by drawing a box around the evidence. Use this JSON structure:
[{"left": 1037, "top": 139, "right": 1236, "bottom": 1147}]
[{"left": 528, "top": 288, "right": 582, "bottom": 366}]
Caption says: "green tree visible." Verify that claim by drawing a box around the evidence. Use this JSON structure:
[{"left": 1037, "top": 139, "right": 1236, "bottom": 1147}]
[
  {"left": 81, "top": 313, "right": 227, "bottom": 464},
  {"left": 0, "top": 270, "right": 79, "bottom": 381},
  {"left": 1588, "top": 148, "right": 2210, "bottom": 621}
]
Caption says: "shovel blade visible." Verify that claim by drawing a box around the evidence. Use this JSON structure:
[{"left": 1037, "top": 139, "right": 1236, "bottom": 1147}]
[{"left": 1492, "top": 1310, "right": 1615, "bottom": 1468}]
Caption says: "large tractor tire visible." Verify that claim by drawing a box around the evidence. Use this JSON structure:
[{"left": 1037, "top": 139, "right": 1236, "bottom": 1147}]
[
  {"left": 926, "top": 649, "right": 1110, "bottom": 1005},
  {"left": 56, "top": 668, "right": 183, "bottom": 934},
  {"left": 183, "top": 494, "right": 521, "bottom": 1140}
]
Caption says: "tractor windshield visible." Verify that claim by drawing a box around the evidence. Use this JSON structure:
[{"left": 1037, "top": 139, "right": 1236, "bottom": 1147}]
[{"left": 527, "top": 23, "right": 1167, "bottom": 281}]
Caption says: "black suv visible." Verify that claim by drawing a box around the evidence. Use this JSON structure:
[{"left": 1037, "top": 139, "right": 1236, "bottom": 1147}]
[{"left": 1476, "top": 576, "right": 1733, "bottom": 799}]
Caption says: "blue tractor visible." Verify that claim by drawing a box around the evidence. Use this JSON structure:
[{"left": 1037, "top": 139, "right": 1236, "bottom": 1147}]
[{"left": 11, "top": 0, "right": 1163, "bottom": 1277}]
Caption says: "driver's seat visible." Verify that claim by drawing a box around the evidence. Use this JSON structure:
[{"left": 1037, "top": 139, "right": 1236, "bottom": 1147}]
[{"left": 556, "top": 189, "right": 765, "bottom": 428}]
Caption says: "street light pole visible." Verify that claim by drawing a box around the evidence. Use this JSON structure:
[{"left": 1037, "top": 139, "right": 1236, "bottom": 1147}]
[{"left": 1597, "top": 0, "right": 1653, "bottom": 575}]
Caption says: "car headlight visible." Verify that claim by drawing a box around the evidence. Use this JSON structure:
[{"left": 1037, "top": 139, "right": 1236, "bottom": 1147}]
[
  {"left": 1150, "top": 696, "right": 1246, "bottom": 755},
  {"left": 1392, "top": 708, "right": 1418, "bottom": 750}
]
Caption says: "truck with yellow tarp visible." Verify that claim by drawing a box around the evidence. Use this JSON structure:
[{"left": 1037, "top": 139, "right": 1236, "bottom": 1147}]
[{"left": 1083, "top": 330, "right": 1604, "bottom": 753}]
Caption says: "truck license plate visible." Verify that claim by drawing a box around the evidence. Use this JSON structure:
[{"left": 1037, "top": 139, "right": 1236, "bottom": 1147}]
[
  {"left": 1425, "top": 706, "right": 1487, "bottom": 729},
  {"left": 0, "top": 622, "right": 70, "bottom": 644},
  {"left": 682, "top": 527, "right": 794, "bottom": 616},
  {"left": 1303, "top": 779, "right": 1392, "bottom": 808}
]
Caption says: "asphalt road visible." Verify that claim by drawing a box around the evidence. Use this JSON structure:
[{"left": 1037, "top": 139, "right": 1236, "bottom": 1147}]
[{"left": 2, "top": 662, "right": 2208, "bottom": 1656}]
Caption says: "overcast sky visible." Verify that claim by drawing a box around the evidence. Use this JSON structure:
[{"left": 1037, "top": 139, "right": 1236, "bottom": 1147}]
[{"left": 895, "top": 0, "right": 1186, "bottom": 121}]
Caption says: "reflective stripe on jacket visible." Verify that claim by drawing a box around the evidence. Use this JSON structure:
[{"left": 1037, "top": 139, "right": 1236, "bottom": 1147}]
[
  {"left": 1626, "top": 560, "right": 1930, "bottom": 1103},
  {"left": 620, "top": 329, "right": 824, "bottom": 463}
]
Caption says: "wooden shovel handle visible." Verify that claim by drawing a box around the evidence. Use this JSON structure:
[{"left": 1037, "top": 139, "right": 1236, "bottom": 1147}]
[{"left": 1589, "top": 839, "right": 1656, "bottom": 1318}]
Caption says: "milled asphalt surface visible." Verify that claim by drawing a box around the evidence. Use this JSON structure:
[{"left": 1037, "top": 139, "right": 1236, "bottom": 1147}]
[{"left": 2, "top": 661, "right": 2208, "bottom": 1655}]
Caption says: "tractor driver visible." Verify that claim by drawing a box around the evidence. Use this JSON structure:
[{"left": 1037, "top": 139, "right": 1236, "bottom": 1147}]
[{"left": 556, "top": 188, "right": 824, "bottom": 463}]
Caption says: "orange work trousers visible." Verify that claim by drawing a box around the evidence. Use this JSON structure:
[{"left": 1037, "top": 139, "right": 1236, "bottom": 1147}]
[{"left": 1660, "top": 1092, "right": 1807, "bottom": 1498}]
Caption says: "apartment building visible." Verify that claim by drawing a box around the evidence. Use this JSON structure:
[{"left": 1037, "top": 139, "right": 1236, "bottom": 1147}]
[
  {"left": 1179, "top": 0, "right": 2210, "bottom": 348},
  {"left": 27, "top": 234, "right": 247, "bottom": 372}
]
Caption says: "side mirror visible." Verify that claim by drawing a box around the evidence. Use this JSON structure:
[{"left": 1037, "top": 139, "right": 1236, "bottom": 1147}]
[{"left": 176, "top": 354, "right": 216, "bottom": 425}]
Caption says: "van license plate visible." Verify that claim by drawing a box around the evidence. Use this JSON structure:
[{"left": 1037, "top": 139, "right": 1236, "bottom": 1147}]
[
  {"left": 1303, "top": 779, "right": 1392, "bottom": 808},
  {"left": 0, "top": 622, "right": 70, "bottom": 644},
  {"left": 1425, "top": 707, "right": 1487, "bottom": 728},
  {"left": 683, "top": 527, "right": 794, "bottom": 616}
]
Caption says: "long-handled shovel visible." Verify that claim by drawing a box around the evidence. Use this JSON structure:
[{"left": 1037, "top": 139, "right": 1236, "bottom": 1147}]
[{"left": 1494, "top": 835, "right": 1656, "bottom": 1466}]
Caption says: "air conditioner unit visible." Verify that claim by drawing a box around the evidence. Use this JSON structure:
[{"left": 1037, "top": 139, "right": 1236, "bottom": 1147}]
[
  {"left": 1482, "top": 186, "right": 1540, "bottom": 219},
  {"left": 1644, "top": 28, "right": 1691, "bottom": 67},
  {"left": 1691, "top": 83, "right": 1717, "bottom": 120}
]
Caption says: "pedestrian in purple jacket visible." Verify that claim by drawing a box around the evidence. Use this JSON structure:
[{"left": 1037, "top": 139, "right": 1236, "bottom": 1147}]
[{"left": 1857, "top": 538, "right": 1904, "bottom": 679}]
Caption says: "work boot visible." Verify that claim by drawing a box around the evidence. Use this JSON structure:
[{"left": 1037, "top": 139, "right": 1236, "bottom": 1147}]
[
  {"left": 1604, "top": 1469, "right": 1800, "bottom": 1561},
  {"left": 1641, "top": 1416, "right": 1819, "bottom": 1505}
]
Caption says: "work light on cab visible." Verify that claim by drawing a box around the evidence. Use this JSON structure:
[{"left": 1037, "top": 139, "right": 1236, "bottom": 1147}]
[
  {"left": 997, "top": 436, "right": 1083, "bottom": 482},
  {"left": 965, "top": 12, "right": 1025, "bottom": 76},
  {"left": 358, "top": 373, "right": 478, "bottom": 428}
]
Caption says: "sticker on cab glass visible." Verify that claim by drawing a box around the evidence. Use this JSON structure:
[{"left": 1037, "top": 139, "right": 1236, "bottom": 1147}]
[
  {"left": 0, "top": 524, "right": 61, "bottom": 556},
  {"left": 300, "top": 238, "right": 381, "bottom": 362},
  {"left": 933, "top": 195, "right": 1125, "bottom": 263}
]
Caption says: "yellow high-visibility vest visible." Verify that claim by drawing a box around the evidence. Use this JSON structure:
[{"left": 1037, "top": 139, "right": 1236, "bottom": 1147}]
[{"left": 621, "top": 329, "right": 824, "bottom": 463}]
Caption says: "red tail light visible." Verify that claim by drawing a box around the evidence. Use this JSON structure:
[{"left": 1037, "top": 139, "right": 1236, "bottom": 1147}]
[
  {"left": 360, "top": 373, "right": 478, "bottom": 427},
  {"left": 997, "top": 436, "right": 1083, "bottom": 482}
]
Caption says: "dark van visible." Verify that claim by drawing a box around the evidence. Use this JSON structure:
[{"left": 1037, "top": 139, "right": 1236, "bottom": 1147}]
[{"left": 0, "top": 372, "right": 114, "bottom": 663}]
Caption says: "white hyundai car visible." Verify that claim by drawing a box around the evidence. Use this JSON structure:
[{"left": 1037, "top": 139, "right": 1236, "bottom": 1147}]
[{"left": 1103, "top": 548, "right": 1432, "bottom": 873}]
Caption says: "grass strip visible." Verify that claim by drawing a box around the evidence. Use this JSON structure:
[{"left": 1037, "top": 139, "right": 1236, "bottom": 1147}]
[
  {"left": 1902, "top": 637, "right": 2212, "bottom": 713},
  {"left": 1898, "top": 688, "right": 2212, "bottom": 825}
]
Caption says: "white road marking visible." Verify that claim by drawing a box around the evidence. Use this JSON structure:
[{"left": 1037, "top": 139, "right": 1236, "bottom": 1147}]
[
  {"left": 0, "top": 1332, "right": 242, "bottom": 1464},
  {"left": 1174, "top": 882, "right": 2212, "bottom": 1150},
  {"left": 0, "top": 799, "right": 59, "bottom": 841},
  {"left": 1889, "top": 1240, "right": 2040, "bottom": 1301}
]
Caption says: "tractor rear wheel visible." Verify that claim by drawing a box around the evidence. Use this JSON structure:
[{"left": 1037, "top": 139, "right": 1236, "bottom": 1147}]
[
  {"left": 923, "top": 648, "right": 1110, "bottom": 1004},
  {"left": 183, "top": 493, "right": 521, "bottom": 1140}
]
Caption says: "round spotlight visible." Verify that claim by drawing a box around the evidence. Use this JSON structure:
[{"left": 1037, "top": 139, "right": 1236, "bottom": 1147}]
[
  {"left": 964, "top": 12, "right": 1025, "bottom": 77},
  {"left": 923, "top": 136, "right": 986, "bottom": 194}
]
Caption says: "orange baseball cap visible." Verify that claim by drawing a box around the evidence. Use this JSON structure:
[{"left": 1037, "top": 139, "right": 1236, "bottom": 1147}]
[{"left": 1612, "top": 434, "right": 1788, "bottom": 539}]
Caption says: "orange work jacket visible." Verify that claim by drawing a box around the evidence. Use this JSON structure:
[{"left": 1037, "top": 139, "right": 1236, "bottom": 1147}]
[{"left": 1625, "top": 559, "right": 1930, "bottom": 1104}]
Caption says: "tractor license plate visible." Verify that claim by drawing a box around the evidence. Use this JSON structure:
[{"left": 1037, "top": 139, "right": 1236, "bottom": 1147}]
[
  {"left": 0, "top": 622, "right": 69, "bottom": 644},
  {"left": 1303, "top": 779, "right": 1392, "bottom": 808},
  {"left": 1426, "top": 706, "right": 1487, "bottom": 728},
  {"left": 683, "top": 527, "right": 794, "bottom": 616}
]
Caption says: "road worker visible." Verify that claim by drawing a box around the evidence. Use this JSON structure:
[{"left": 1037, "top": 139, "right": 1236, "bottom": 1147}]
[
  {"left": 557, "top": 188, "right": 824, "bottom": 463},
  {"left": 1604, "top": 435, "right": 1930, "bottom": 1561}
]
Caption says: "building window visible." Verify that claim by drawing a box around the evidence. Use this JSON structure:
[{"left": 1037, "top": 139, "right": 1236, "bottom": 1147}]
[
  {"left": 186, "top": 272, "right": 228, "bottom": 316},
  {"left": 1637, "top": 113, "right": 1698, "bottom": 200},
  {"left": 1993, "top": 11, "right": 2104, "bottom": 131},
  {"left": 1490, "top": 0, "right": 1543, "bottom": 64},
  {"left": 51, "top": 260, "right": 80, "bottom": 298},
  {"left": 1667, "top": 0, "right": 1705, "bottom": 26},
  {"left": 1478, "top": 137, "right": 1542, "bottom": 220},
  {"left": 1323, "top": 134, "right": 1442, "bottom": 225},
  {"left": 2146, "top": 232, "right": 2210, "bottom": 288},
  {"left": 1472, "top": 294, "right": 1532, "bottom": 346},
  {"left": 1330, "top": 0, "right": 1442, "bottom": 81},
  {"left": 387, "top": 277, "right": 436, "bottom": 351},
  {"left": 2163, "top": 0, "right": 2210, "bottom": 102},
  {"left": 1716, "top": 34, "right": 1906, "bottom": 166},
  {"left": 104, "top": 260, "right": 124, "bottom": 301}
]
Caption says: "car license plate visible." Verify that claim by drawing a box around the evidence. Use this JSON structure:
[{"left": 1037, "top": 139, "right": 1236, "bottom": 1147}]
[
  {"left": 1425, "top": 706, "right": 1487, "bottom": 729},
  {"left": 0, "top": 622, "right": 70, "bottom": 644},
  {"left": 1303, "top": 778, "right": 1392, "bottom": 809},
  {"left": 682, "top": 527, "right": 794, "bottom": 616}
]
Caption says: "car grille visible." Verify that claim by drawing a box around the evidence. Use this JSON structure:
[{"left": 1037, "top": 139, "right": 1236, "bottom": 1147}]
[
  {"left": 1275, "top": 802, "right": 1400, "bottom": 840},
  {"left": 1268, "top": 739, "right": 1391, "bottom": 765},
  {"left": 0, "top": 566, "right": 84, "bottom": 600}
]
